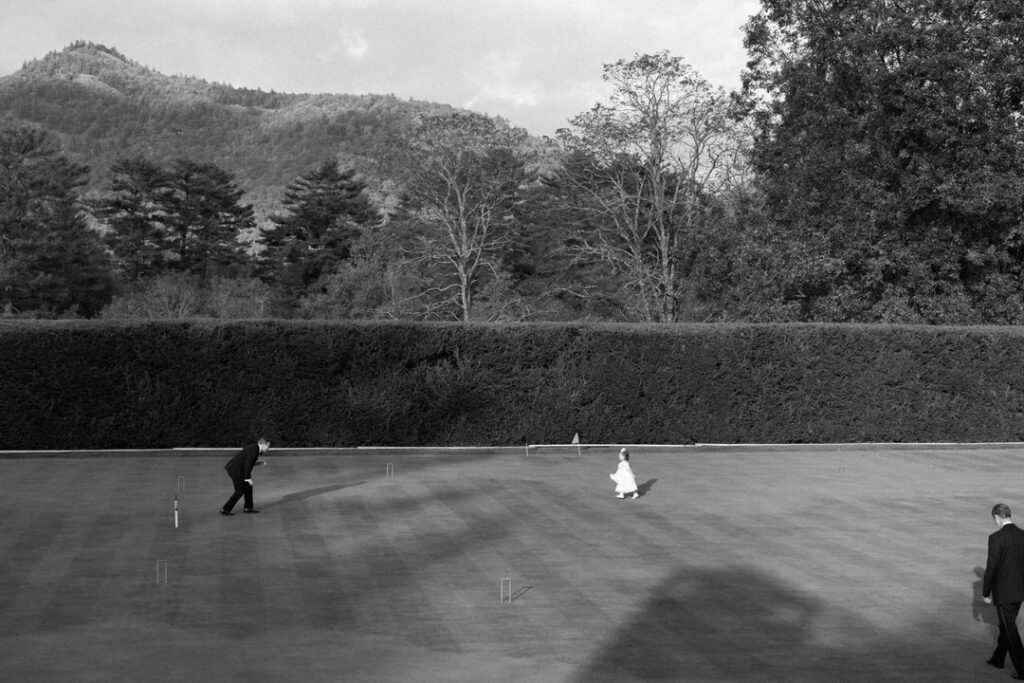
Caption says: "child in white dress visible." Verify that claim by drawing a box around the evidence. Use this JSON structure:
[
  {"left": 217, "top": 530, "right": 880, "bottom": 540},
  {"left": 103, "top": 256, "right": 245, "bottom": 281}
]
[{"left": 610, "top": 448, "right": 639, "bottom": 499}]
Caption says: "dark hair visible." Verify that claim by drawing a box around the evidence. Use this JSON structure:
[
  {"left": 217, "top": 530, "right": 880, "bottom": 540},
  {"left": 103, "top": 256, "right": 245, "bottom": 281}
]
[{"left": 993, "top": 503, "right": 1012, "bottom": 519}]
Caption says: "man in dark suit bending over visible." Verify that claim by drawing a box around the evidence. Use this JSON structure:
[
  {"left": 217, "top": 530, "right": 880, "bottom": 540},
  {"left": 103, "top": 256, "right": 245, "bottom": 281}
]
[
  {"left": 220, "top": 438, "right": 269, "bottom": 516},
  {"left": 984, "top": 502, "right": 1024, "bottom": 678}
]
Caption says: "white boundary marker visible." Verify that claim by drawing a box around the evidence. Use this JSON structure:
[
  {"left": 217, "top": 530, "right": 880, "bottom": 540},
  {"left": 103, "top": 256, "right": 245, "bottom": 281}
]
[
  {"left": 3, "top": 442, "right": 1024, "bottom": 459},
  {"left": 155, "top": 559, "right": 168, "bottom": 584},
  {"left": 500, "top": 577, "right": 512, "bottom": 604},
  {"left": 521, "top": 441, "right": 1024, "bottom": 453}
]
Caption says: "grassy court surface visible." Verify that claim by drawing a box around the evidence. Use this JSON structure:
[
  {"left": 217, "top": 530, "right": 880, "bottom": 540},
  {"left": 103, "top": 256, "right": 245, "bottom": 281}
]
[{"left": 0, "top": 444, "right": 1017, "bottom": 682}]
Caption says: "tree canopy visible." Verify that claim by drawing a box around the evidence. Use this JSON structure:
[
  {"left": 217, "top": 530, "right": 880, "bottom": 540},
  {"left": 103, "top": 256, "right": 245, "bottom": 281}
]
[
  {"left": 742, "top": 0, "right": 1024, "bottom": 322},
  {"left": 16, "top": 29, "right": 1024, "bottom": 325}
]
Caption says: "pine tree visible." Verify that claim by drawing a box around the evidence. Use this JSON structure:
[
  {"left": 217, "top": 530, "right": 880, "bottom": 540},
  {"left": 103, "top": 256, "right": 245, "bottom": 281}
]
[
  {"left": 259, "top": 159, "right": 378, "bottom": 303},
  {"left": 160, "top": 158, "right": 256, "bottom": 279},
  {"left": 0, "top": 125, "right": 113, "bottom": 316},
  {"left": 93, "top": 155, "right": 171, "bottom": 282}
]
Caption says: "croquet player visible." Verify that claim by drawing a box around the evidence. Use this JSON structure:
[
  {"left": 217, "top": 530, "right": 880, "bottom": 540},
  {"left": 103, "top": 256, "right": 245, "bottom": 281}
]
[
  {"left": 983, "top": 502, "right": 1024, "bottom": 678},
  {"left": 220, "top": 438, "right": 269, "bottom": 515}
]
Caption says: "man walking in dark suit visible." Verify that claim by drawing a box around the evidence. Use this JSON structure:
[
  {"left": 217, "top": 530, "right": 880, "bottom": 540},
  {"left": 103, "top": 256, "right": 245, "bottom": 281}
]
[
  {"left": 220, "top": 438, "right": 269, "bottom": 516},
  {"left": 983, "top": 503, "right": 1024, "bottom": 678}
]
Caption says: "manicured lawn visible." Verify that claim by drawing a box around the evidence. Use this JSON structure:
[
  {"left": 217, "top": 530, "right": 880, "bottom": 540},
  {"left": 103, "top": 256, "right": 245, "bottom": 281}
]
[{"left": 0, "top": 445, "right": 1012, "bottom": 682}]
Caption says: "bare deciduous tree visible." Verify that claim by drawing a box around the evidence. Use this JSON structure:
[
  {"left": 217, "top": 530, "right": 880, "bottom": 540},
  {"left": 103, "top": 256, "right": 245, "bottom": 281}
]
[
  {"left": 398, "top": 112, "right": 533, "bottom": 321},
  {"left": 557, "top": 51, "right": 749, "bottom": 322}
]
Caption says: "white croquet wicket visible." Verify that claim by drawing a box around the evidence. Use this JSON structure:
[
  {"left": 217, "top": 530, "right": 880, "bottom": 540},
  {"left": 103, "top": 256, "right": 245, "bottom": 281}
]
[
  {"left": 500, "top": 577, "right": 512, "bottom": 604},
  {"left": 155, "top": 559, "right": 168, "bottom": 584},
  {"left": 385, "top": 463, "right": 395, "bottom": 480},
  {"left": 175, "top": 477, "right": 184, "bottom": 529}
]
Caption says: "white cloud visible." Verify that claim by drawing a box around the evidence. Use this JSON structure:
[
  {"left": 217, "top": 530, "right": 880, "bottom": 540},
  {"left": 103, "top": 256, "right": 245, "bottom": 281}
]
[
  {"left": 465, "top": 51, "right": 539, "bottom": 109},
  {"left": 643, "top": 0, "right": 759, "bottom": 87},
  {"left": 171, "top": 0, "right": 378, "bottom": 22},
  {"left": 318, "top": 27, "right": 370, "bottom": 63}
]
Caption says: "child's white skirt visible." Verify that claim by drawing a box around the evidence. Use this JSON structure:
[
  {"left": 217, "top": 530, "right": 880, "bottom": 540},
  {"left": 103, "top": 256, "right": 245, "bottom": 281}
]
[{"left": 610, "top": 462, "right": 638, "bottom": 493}]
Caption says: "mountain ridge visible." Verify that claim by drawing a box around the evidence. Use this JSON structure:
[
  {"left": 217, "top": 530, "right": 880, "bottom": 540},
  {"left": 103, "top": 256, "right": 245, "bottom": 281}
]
[{"left": 4, "top": 41, "right": 430, "bottom": 112}]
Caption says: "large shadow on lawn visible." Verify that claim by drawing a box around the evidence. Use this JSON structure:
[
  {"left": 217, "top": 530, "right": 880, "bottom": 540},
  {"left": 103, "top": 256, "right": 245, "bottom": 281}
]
[
  {"left": 571, "top": 566, "right": 981, "bottom": 682},
  {"left": 261, "top": 480, "right": 367, "bottom": 508}
]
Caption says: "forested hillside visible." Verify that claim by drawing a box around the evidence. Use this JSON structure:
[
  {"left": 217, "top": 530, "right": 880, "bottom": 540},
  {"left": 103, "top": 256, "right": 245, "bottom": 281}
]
[
  {"left": 0, "top": 42, "right": 597, "bottom": 322},
  {"left": 0, "top": 41, "right": 464, "bottom": 222}
]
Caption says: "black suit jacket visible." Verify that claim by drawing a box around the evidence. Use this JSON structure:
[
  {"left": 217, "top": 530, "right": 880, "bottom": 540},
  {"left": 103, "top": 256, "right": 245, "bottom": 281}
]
[
  {"left": 224, "top": 443, "right": 261, "bottom": 480},
  {"left": 984, "top": 522, "right": 1024, "bottom": 605}
]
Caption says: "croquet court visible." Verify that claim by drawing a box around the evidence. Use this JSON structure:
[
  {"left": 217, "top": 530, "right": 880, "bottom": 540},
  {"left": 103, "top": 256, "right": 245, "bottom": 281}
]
[{"left": 0, "top": 445, "right": 1015, "bottom": 682}]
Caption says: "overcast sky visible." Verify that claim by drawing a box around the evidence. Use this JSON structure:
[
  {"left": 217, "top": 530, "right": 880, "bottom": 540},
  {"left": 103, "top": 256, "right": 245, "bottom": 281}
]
[{"left": 0, "top": 0, "right": 761, "bottom": 137}]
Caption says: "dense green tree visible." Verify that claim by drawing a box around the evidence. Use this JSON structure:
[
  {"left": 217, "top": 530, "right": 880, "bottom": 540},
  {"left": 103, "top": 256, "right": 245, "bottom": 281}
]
[
  {"left": 742, "top": 0, "right": 1024, "bottom": 322},
  {"left": 92, "top": 155, "right": 171, "bottom": 281},
  {"left": 557, "top": 52, "right": 749, "bottom": 322},
  {"left": 297, "top": 217, "right": 426, "bottom": 320},
  {"left": 0, "top": 125, "right": 113, "bottom": 316},
  {"left": 259, "top": 159, "right": 378, "bottom": 305},
  {"left": 160, "top": 158, "right": 256, "bottom": 279},
  {"left": 95, "top": 157, "right": 256, "bottom": 282}
]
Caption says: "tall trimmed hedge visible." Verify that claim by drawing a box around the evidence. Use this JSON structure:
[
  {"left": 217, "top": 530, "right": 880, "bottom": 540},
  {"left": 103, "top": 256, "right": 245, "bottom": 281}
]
[{"left": 2, "top": 320, "right": 1023, "bottom": 448}]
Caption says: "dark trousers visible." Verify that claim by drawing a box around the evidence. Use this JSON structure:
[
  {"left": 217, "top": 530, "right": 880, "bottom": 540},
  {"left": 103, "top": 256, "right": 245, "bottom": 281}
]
[
  {"left": 222, "top": 475, "right": 254, "bottom": 512},
  {"left": 991, "top": 601, "right": 1024, "bottom": 674}
]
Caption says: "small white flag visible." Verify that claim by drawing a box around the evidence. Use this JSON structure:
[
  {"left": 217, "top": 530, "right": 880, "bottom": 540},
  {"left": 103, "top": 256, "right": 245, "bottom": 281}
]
[{"left": 571, "top": 432, "right": 580, "bottom": 444}]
